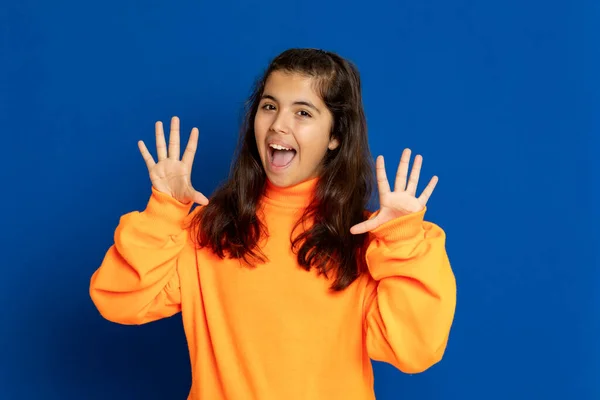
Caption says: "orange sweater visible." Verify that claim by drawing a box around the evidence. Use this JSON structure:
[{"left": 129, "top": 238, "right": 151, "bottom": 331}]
[{"left": 89, "top": 177, "right": 456, "bottom": 400}]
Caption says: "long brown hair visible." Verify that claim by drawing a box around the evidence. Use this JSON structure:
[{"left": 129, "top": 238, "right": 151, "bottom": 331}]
[{"left": 191, "top": 48, "right": 375, "bottom": 291}]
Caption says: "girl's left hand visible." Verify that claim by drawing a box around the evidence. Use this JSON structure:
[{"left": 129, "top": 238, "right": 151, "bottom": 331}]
[{"left": 350, "top": 148, "right": 438, "bottom": 235}]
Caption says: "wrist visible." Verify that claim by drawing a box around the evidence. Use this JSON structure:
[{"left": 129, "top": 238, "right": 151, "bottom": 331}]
[
  {"left": 144, "top": 187, "right": 194, "bottom": 225},
  {"left": 370, "top": 207, "right": 427, "bottom": 243}
]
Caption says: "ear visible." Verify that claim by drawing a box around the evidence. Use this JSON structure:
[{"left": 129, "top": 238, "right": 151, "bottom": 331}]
[{"left": 328, "top": 136, "right": 340, "bottom": 150}]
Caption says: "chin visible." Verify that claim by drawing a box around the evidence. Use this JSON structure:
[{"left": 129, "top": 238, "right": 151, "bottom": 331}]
[
  {"left": 267, "top": 171, "right": 320, "bottom": 189},
  {"left": 266, "top": 173, "right": 297, "bottom": 188}
]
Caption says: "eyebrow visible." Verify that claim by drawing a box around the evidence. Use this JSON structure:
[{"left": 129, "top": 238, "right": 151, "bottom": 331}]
[{"left": 260, "top": 94, "right": 321, "bottom": 114}]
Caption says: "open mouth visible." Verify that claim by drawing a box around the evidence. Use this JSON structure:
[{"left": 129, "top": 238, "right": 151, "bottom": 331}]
[{"left": 268, "top": 143, "right": 297, "bottom": 169}]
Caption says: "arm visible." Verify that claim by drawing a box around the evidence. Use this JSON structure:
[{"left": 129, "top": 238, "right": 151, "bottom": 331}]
[
  {"left": 89, "top": 187, "right": 197, "bottom": 325},
  {"left": 363, "top": 207, "right": 456, "bottom": 373}
]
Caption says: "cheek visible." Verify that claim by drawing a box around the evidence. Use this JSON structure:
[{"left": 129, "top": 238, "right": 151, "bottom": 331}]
[
  {"left": 254, "top": 117, "right": 266, "bottom": 144},
  {"left": 254, "top": 114, "right": 270, "bottom": 139},
  {"left": 298, "top": 128, "right": 331, "bottom": 163}
]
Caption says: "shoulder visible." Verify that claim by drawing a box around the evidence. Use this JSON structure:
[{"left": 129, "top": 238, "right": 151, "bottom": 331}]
[
  {"left": 184, "top": 205, "right": 203, "bottom": 224},
  {"left": 182, "top": 205, "right": 205, "bottom": 243}
]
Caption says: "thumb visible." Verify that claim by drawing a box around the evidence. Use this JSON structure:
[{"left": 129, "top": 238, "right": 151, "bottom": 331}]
[
  {"left": 349, "top": 209, "right": 384, "bottom": 235},
  {"left": 191, "top": 188, "right": 209, "bottom": 206},
  {"left": 350, "top": 216, "right": 380, "bottom": 235}
]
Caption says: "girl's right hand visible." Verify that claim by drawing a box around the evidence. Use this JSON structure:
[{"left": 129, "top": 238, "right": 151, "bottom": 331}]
[{"left": 138, "top": 116, "right": 209, "bottom": 206}]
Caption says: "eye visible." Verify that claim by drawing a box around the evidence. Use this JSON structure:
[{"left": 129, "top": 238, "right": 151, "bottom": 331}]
[
  {"left": 297, "top": 110, "right": 312, "bottom": 118},
  {"left": 261, "top": 103, "right": 276, "bottom": 111}
]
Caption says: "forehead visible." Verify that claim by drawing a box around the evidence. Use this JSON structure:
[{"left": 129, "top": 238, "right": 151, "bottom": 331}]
[{"left": 263, "top": 71, "right": 323, "bottom": 102}]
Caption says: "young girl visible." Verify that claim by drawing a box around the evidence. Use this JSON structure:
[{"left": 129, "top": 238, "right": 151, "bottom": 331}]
[{"left": 89, "top": 48, "right": 456, "bottom": 399}]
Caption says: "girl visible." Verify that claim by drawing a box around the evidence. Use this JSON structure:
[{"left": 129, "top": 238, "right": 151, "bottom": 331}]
[{"left": 90, "top": 48, "right": 456, "bottom": 400}]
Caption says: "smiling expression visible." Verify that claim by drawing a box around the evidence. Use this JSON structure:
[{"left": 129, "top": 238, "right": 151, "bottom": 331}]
[{"left": 254, "top": 71, "right": 339, "bottom": 188}]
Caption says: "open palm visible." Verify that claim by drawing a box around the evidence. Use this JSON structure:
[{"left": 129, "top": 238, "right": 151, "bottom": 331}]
[
  {"left": 138, "top": 116, "right": 209, "bottom": 206},
  {"left": 350, "top": 148, "right": 438, "bottom": 235}
]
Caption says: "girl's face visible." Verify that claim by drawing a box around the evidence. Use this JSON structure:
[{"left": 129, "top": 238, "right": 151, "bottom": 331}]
[{"left": 254, "top": 70, "right": 339, "bottom": 188}]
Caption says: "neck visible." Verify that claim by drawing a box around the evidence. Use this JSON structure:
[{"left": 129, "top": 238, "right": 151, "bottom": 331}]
[{"left": 263, "top": 177, "right": 319, "bottom": 209}]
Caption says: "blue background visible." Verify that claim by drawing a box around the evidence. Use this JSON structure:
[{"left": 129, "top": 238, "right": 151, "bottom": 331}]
[{"left": 1, "top": 0, "right": 598, "bottom": 399}]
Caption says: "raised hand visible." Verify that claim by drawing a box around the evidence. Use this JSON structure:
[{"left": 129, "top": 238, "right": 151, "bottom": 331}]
[
  {"left": 350, "top": 148, "right": 438, "bottom": 235},
  {"left": 138, "top": 116, "right": 209, "bottom": 206}
]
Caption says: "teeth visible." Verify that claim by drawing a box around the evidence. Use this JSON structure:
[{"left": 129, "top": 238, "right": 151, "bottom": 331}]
[{"left": 269, "top": 143, "right": 293, "bottom": 151}]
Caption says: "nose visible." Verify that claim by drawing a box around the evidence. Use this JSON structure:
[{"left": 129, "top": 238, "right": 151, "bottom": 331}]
[{"left": 269, "top": 110, "right": 290, "bottom": 134}]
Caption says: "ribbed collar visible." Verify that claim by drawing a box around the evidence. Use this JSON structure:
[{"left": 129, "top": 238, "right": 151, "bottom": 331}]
[{"left": 262, "top": 177, "right": 319, "bottom": 209}]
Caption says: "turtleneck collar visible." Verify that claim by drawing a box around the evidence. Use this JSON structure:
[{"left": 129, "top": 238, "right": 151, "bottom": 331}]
[{"left": 262, "top": 176, "right": 319, "bottom": 209}]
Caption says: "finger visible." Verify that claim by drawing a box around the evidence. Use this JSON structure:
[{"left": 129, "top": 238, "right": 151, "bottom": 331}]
[
  {"left": 376, "top": 155, "right": 391, "bottom": 195},
  {"left": 155, "top": 121, "right": 167, "bottom": 161},
  {"left": 350, "top": 215, "right": 381, "bottom": 235},
  {"left": 418, "top": 175, "right": 438, "bottom": 205},
  {"left": 394, "top": 148, "right": 411, "bottom": 191},
  {"left": 181, "top": 127, "right": 199, "bottom": 166},
  {"left": 405, "top": 154, "right": 422, "bottom": 195},
  {"left": 138, "top": 140, "right": 156, "bottom": 169},
  {"left": 168, "top": 116, "right": 181, "bottom": 160},
  {"left": 192, "top": 189, "right": 210, "bottom": 206}
]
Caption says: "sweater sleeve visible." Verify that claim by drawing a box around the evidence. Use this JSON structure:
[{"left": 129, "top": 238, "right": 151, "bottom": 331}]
[
  {"left": 89, "top": 187, "right": 198, "bottom": 325},
  {"left": 362, "top": 207, "right": 456, "bottom": 373}
]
